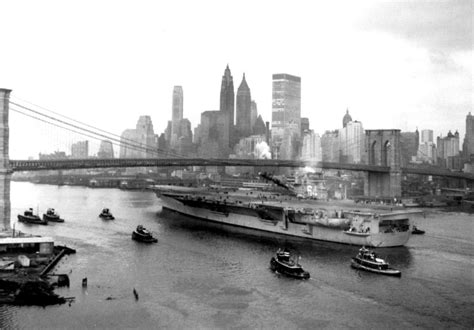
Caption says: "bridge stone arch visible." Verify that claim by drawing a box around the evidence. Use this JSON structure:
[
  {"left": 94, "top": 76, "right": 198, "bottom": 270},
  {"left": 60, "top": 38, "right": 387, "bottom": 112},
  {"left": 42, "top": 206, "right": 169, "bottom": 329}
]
[
  {"left": 370, "top": 140, "right": 377, "bottom": 165},
  {"left": 382, "top": 140, "right": 392, "bottom": 167},
  {"left": 364, "top": 129, "right": 401, "bottom": 198}
]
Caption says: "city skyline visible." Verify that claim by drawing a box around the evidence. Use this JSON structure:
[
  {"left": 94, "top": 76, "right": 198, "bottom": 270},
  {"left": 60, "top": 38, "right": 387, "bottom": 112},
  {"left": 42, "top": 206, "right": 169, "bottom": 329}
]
[{"left": 1, "top": 0, "right": 472, "bottom": 159}]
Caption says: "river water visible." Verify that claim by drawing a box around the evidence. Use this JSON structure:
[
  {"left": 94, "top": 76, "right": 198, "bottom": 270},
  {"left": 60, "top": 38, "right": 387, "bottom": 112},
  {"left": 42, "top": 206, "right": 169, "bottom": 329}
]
[{"left": 1, "top": 182, "right": 473, "bottom": 329}]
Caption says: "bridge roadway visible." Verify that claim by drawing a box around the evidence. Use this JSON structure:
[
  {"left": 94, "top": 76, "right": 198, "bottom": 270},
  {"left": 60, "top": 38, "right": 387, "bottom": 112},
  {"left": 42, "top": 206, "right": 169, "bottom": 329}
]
[
  {"left": 402, "top": 165, "right": 474, "bottom": 180},
  {"left": 10, "top": 158, "right": 389, "bottom": 172},
  {"left": 8, "top": 158, "right": 474, "bottom": 181}
]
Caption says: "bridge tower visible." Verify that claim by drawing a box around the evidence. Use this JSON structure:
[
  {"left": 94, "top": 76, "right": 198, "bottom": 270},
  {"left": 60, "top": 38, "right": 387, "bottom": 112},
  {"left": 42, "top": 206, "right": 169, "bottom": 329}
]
[
  {"left": 364, "top": 129, "right": 402, "bottom": 198},
  {"left": 0, "top": 88, "right": 12, "bottom": 229}
]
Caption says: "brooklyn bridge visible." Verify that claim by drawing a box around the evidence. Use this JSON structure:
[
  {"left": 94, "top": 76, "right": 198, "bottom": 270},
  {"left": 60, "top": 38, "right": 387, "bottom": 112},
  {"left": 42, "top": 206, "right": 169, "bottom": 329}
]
[{"left": 1, "top": 88, "right": 474, "bottom": 228}]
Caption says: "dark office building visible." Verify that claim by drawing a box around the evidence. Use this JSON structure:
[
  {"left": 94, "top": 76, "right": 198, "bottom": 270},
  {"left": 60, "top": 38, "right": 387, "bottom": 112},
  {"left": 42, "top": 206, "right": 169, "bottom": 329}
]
[
  {"left": 463, "top": 112, "right": 474, "bottom": 158},
  {"left": 400, "top": 130, "right": 419, "bottom": 166},
  {"left": 236, "top": 73, "right": 252, "bottom": 140},
  {"left": 220, "top": 65, "right": 235, "bottom": 147},
  {"left": 301, "top": 117, "right": 309, "bottom": 135},
  {"left": 171, "top": 86, "right": 184, "bottom": 148}
]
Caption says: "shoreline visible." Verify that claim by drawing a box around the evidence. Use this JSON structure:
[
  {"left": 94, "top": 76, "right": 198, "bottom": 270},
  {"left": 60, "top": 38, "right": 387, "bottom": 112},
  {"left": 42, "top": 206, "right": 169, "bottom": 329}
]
[{"left": 0, "top": 240, "right": 76, "bottom": 306}]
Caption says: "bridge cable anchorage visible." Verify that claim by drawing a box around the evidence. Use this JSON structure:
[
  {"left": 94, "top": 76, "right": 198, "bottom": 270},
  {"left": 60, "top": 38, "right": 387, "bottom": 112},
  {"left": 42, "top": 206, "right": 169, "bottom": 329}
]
[
  {"left": 10, "top": 96, "right": 184, "bottom": 158},
  {"left": 9, "top": 101, "right": 186, "bottom": 158}
]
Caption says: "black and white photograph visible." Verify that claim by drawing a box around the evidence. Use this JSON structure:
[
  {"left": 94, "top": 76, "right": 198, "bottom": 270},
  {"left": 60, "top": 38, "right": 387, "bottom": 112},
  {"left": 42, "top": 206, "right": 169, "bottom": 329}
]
[{"left": 0, "top": 0, "right": 472, "bottom": 328}]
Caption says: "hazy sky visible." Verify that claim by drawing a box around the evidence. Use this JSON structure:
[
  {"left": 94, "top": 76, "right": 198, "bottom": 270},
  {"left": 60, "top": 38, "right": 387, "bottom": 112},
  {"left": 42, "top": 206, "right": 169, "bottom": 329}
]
[{"left": 1, "top": 0, "right": 472, "bottom": 158}]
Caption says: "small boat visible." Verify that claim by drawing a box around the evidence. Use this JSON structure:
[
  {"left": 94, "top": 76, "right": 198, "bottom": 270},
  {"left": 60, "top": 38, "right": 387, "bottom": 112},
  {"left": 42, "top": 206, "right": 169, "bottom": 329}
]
[
  {"left": 42, "top": 208, "right": 65, "bottom": 222},
  {"left": 132, "top": 225, "right": 158, "bottom": 243},
  {"left": 18, "top": 208, "right": 48, "bottom": 225},
  {"left": 343, "top": 230, "right": 370, "bottom": 237},
  {"left": 99, "top": 208, "right": 115, "bottom": 220},
  {"left": 270, "top": 249, "right": 310, "bottom": 279},
  {"left": 412, "top": 225, "right": 425, "bottom": 235},
  {"left": 350, "top": 247, "right": 401, "bottom": 277}
]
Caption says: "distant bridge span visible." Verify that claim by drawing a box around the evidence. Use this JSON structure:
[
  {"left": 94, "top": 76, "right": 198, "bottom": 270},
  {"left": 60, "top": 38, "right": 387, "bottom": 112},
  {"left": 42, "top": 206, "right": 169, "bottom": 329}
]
[
  {"left": 9, "top": 158, "right": 391, "bottom": 173},
  {"left": 9, "top": 158, "right": 474, "bottom": 181},
  {"left": 402, "top": 165, "right": 474, "bottom": 181}
]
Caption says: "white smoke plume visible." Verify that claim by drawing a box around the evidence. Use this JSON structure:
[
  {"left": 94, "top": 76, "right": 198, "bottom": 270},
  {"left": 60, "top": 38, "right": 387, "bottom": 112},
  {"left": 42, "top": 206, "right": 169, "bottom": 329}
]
[
  {"left": 254, "top": 141, "right": 271, "bottom": 159},
  {"left": 303, "top": 166, "right": 316, "bottom": 173}
]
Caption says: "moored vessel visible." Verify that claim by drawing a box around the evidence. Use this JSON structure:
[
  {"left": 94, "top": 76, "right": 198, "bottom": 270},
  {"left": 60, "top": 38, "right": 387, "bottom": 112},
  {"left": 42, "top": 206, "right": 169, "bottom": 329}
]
[
  {"left": 18, "top": 208, "right": 48, "bottom": 225},
  {"left": 154, "top": 186, "right": 420, "bottom": 248},
  {"left": 99, "top": 208, "right": 115, "bottom": 220},
  {"left": 270, "top": 249, "right": 310, "bottom": 279},
  {"left": 42, "top": 208, "right": 64, "bottom": 222},
  {"left": 132, "top": 225, "right": 158, "bottom": 243},
  {"left": 350, "top": 246, "right": 401, "bottom": 276}
]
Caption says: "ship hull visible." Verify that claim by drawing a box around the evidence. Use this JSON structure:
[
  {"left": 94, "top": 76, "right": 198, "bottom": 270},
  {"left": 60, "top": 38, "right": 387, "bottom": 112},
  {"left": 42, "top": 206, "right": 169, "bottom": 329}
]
[
  {"left": 43, "top": 214, "right": 64, "bottom": 222},
  {"left": 132, "top": 231, "right": 158, "bottom": 243},
  {"left": 18, "top": 214, "right": 48, "bottom": 225},
  {"left": 157, "top": 193, "right": 411, "bottom": 247},
  {"left": 350, "top": 258, "right": 401, "bottom": 276},
  {"left": 270, "top": 258, "right": 310, "bottom": 279}
]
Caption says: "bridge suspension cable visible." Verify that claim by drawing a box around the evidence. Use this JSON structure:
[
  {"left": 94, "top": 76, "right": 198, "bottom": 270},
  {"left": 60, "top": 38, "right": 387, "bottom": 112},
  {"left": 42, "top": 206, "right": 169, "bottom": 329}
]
[
  {"left": 9, "top": 103, "right": 172, "bottom": 158},
  {"left": 10, "top": 96, "right": 179, "bottom": 157},
  {"left": 9, "top": 106, "right": 156, "bottom": 158},
  {"left": 9, "top": 100, "right": 187, "bottom": 158}
]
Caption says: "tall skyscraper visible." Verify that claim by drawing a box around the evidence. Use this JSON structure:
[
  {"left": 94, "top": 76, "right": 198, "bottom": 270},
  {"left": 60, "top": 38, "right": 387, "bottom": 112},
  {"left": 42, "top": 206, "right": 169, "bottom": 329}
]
[
  {"left": 302, "top": 130, "right": 322, "bottom": 163},
  {"left": 321, "top": 130, "right": 340, "bottom": 162},
  {"left": 342, "top": 109, "right": 352, "bottom": 128},
  {"left": 120, "top": 116, "right": 157, "bottom": 158},
  {"left": 171, "top": 86, "right": 183, "bottom": 147},
  {"left": 338, "top": 110, "right": 365, "bottom": 164},
  {"left": 271, "top": 73, "right": 301, "bottom": 159},
  {"left": 280, "top": 122, "right": 300, "bottom": 160},
  {"left": 196, "top": 110, "right": 230, "bottom": 158},
  {"left": 437, "top": 130, "right": 460, "bottom": 168},
  {"left": 250, "top": 100, "right": 258, "bottom": 131},
  {"left": 98, "top": 140, "right": 114, "bottom": 158},
  {"left": 236, "top": 73, "right": 252, "bottom": 140},
  {"left": 253, "top": 115, "right": 267, "bottom": 136},
  {"left": 418, "top": 129, "right": 435, "bottom": 163},
  {"left": 463, "top": 112, "right": 474, "bottom": 158},
  {"left": 220, "top": 65, "right": 235, "bottom": 146},
  {"left": 301, "top": 117, "right": 310, "bottom": 135},
  {"left": 339, "top": 119, "right": 365, "bottom": 164},
  {"left": 178, "top": 118, "right": 193, "bottom": 140},
  {"left": 421, "top": 129, "right": 433, "bottom": 143},
  {"left": 71, "top": 141, "right": 89, "bottom": 159},
  {"left": 400, "top": 130, "right": 419, "bottom": 166}
]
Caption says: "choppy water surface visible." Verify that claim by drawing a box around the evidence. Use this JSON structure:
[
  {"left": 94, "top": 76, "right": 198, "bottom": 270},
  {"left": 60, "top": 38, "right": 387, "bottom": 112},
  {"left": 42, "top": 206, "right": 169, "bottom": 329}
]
[{"left": 1, "top": 182, "right": 473, "bottom": 329}]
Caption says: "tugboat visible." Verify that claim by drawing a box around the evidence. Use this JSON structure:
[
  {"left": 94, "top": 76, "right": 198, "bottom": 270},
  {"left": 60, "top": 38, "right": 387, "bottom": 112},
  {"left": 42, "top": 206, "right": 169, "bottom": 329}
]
[
  {"left": 412, "top": 225, "right": 425, "bottom": 235},
  {"left": 270, "top": 249, "right": 310, "bottom": 279},
  {"left": 350, "top": 247, "right": 401, "bottom": 277},
  {"left": 99, "top": 208, "right": 115, "bottom": 220},
  {"left": 132, "top": 225, "right": 158, "bottom": 243},
  {"left": 18, "top": 208, "right": 48, "bottom": 225},
  {"left": 42, "top": 208, "right": 64, "bottom": 222}
]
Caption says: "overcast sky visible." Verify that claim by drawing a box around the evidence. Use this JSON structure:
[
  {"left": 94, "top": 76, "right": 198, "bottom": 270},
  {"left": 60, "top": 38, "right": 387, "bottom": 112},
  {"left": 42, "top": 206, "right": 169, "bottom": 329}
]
[{"left": 1, "top": 0, "right": 472, "bottom": 158}]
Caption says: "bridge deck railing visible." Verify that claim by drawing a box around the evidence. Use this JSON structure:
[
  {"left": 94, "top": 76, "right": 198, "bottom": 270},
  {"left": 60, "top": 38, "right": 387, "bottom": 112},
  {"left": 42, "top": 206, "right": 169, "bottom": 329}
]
[
  {"left": 9, "top": 158, "right": 474, "bottom": 180},
  {"left": 9, "top": 158, "right": 390, "bottom": 173}
]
